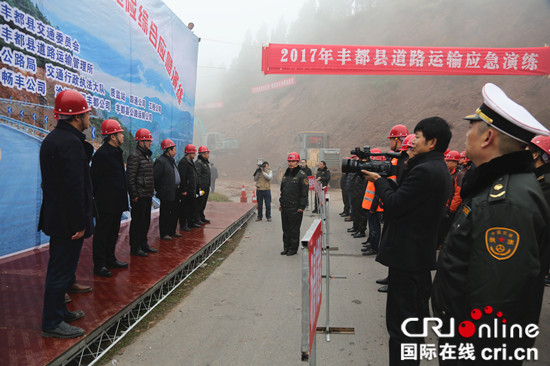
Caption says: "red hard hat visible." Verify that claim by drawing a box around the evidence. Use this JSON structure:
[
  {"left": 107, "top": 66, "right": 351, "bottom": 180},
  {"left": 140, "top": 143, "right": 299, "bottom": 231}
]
[
  {"left": 388, "top": 124, "right": 409, "bottom": 139},
  {"left": 370, "top": 148, "right": 386, "bottom": 161},
  {"left": 287, "top": 152, "right": 300, "bottom": 161},
  {"left": 400, "top": 134, "right": 416, "bottom": 151},
  {"left": 198, "top": 146, "right": 210, "bottom": 153},
  {"left": 54, "top": 90, "right": 91, "bottom": 119},
  {"left": 459, "top": 150, "right": 470, "bottom": 163},
  {"left": 531, "top": 135, "right": 550, "bottom": 155},
  {"left": 161, "top": 139, "right": 175, "bottom": 150},
  {"left": 445, "top": 150, "right": 461, "bottom": 162},
  {"left": 135, "top": 128, "right": 153, "bottom": 141},
  {"left": 184, "top": 144, "right": 197, "bottom": 153},
  {"left": 100, "top": 119, "right": 124, "bottom": 135}
]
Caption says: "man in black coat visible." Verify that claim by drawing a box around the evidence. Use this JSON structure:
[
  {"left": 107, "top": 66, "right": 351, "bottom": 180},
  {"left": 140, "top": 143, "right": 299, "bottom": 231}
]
[
  {"left": 300, "top": 159, "right": 313, "bottom": 177},
  {"left": 91, "top": 119, "right": 129, "bottom": 277},
  {"left": 432, "top": 84, "right": 550, "bottom": 365},
  {"left": 362, "top": 117, "right": 452, "bottom": 365},
  {"left": 127, "top": 128, "right": 156, "bottom": 257},
  {"left": 313, "top": 161, "right": 331, "bottom": 213},
  {"left": 39, "top": 90, "right": 93, "bottom": 338},
  {"left": 154, "top": 139, "right": 181, "bottom": 240},
  {"left": 195, "top": 146, "right": 211, "bottom": 224},
  {"left": 177, "top": 144, "right": 198, "bottom": 231},
  {"left": 279, "top": 152, "right": 309, "bottom": 256}
]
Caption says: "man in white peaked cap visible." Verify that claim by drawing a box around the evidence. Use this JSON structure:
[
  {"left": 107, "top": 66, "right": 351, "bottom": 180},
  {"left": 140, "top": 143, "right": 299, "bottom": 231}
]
[{"left": 432, "top": 83, "right": 550, "bottom": 365}]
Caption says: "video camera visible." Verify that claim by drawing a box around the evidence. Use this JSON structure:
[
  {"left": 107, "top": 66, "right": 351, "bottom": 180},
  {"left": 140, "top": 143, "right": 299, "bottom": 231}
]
[
  {"left": 342, "top": 146, "right": 401, "bottom": 177},
  {"left": 257, "top": 158, "right": 267, "bottom": 167}
]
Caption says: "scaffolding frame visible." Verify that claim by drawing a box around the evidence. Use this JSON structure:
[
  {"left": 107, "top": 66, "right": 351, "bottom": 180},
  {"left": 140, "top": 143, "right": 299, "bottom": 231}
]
[{"left": 53, "top": 207, "right": 255, "bottom": 366}]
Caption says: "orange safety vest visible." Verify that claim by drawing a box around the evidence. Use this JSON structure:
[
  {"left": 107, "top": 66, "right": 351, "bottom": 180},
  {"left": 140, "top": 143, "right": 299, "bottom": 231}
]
[
  {"left": 362, "top": 181, "right": 384, "bottom": 212},
  {"left": 387, "top": 158, "right": 398, "bottom": 185}
]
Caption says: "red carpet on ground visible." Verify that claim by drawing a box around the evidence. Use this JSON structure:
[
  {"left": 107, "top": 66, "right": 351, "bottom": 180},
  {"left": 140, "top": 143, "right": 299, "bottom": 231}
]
[{"left": 0, "top": 202, "right": 255, "bottom": 366}]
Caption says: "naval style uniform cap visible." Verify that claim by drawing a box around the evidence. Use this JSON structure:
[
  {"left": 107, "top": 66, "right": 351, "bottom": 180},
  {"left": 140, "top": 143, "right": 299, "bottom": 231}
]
[{"left": 473, "top": 83, "right": 549, "bottom": 143}]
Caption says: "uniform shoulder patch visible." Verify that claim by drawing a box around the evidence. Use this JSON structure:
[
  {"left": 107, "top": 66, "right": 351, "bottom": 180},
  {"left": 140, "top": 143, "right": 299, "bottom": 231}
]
[
  {"left": 304, "top": 178, "right": 309, "bottom": 185},
  {"left": 488, "top": 175, "right": 509, "bottom": 202},
  {"left": 485, "top": 227, "right": 519, "bottom": 260}
]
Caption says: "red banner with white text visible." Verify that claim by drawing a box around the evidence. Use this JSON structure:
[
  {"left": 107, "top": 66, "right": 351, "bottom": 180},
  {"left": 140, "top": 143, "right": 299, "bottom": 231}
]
[
  {"left": 262, "top": 43, "right": 550, "bottom": 76},
  {"left": 251, "top": 76, "right": 296, "bottom": 94}
]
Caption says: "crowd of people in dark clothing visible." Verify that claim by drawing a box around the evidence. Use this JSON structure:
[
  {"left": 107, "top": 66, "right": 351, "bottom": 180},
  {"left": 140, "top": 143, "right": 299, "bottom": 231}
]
[
  {"left": 38, "top": 90, "right": 214, "bottom": 339},
  {"left": 334, "top": 84, "right": 550, "bottom": 365}
]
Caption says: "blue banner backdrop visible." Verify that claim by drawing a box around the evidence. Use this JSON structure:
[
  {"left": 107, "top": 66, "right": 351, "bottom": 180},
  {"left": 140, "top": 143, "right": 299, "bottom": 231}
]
[{"left": 0, "top": 0, "right": 198, "bottom": 256}]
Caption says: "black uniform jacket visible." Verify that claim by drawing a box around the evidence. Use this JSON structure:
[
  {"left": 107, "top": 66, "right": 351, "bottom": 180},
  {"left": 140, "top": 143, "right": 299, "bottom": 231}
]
[
  {"left": 280, "top": 167, "right": 309, "bottom": 210},
  {"left": 375, "top": 150, "right": 451, "bottom": 271},
  {"left": 535, "top": 163, "right": 550, "bottom": 205},
  {"left": 302, "top": 166, "right": 313, "bottom": 177},
  {"left": 195, "top": 155, "right": 211, "bottom": 189},
  {"left": 38, "top": 122, "right": 94, "bottom": 238},
  {"left": 178, "top": 156, "right": 197, "bottom": 196},
  {"left": 126, "top": 145, "right": 154, "bottom": 200},
  {"left": 316, "top": 166, "right": 331, "bottom": 187},
  {"left": 154, "top": 153, "right": 177, "bottom": 201},
  {"left": 432, "top": 151, "right": 550, "bottom": 329},
  {"left": 91, "top": 142, "right": 128, "bottom": 215}
]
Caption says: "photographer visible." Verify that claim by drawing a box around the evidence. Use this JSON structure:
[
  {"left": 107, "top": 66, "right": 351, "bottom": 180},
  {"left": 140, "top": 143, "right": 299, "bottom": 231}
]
[
  {"left": 313, "top": 161, "right": 330, "bottom": 213},
  {"left": 362, "top": 117, "right": 452, "bottom": 365},
  {"left": 253, "top": 160, "right": 272, "bottom": 222}
]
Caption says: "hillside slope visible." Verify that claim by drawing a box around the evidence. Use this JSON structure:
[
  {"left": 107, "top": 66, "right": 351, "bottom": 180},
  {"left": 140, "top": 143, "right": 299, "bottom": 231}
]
[{"left": 197, "top": 0, "right": 550, "bottom": 177}]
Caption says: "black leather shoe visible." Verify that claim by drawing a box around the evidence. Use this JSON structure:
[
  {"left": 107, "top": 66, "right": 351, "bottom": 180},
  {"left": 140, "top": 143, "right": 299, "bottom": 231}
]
[
  {"left": 344, "top": 217, "right": 353, "bottom": 221},
  {"left": 189, "top": 223, "right": 201, "bottom": 228},
  {"left": 280, "top": 250, "right": 288, "bottom": 255},
  {"left": 42, "top": 321, "right": 84, "bottom": 338},
  {"left": 143, "top": 246, "right": 158, "bottom": 253},
  {"left": 195, "top": 220, "right": 204, "bottom": 225},
  {"left": 107, "top": 261, "right": 128, "bottom": 269},
  {"left": 339, "top": 212, "right": 349, "bottom": 217},
  {"left": 286, "top": 251, "right": 297, "bottom": 256},
  {"left": 131, "top": 249, "right": 148, "bottom": 257},
  {"left": 352, "top": 232, "right": 366, "bottom": 238},
  {"left": 362, "top": 248, "right": 377, "bottom": 256},
  {"left": 202, "top": 218, "right": 211, "bottom": 224},
  {"left": 312, "top": 210, "right": 318, "bottom": 214},
  {"left": 64, "top": 310, "right": 85, "bottom": 323},
  {"left": 362, "top": 240, "right": 372, "bottom": 246},
  {"left": 378, "top": 285, "right": 388, "bottom": 293},
  {"left": 376, "top": 277, "right": 388, "bottom": 285},
  {"left": 361, "top": 246, "right": 371, "bottom": 252},
  {"left": 172, "top": 232, "right": 182, "bottom": 238},
  {"left": 180, "top": 226, "right": 191, "bottom": 232},
  {"left": 94, "top": 267, "right": 112, "bottom": 277},
  {"left": 347, "top": 228, "right": 357, "bottom": 232}
]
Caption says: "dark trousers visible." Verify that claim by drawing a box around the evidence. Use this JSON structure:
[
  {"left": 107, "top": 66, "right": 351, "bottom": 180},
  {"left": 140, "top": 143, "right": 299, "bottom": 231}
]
[
  {"left": 159, "top": 197, "right": 179, "bottom": 237},
  {"left": 42, "top": 236, "right": 84, "bottom": 330},
  {"left": 256, "top": 189, "right": 271, "bottom": 219},
  {"left": 129, "top": 197, "right": 152, "bottom": 252},
  {"left": 387, "top": 267, "right": 432, "bottom": 366},
  {"left": 341, "top": 186, "right": 350, "bottom": 214},
  {"left": 93, "top": 212, "right": 122, "bottom": 269},
  {"left": 281, "top": 207, "right": 303, "bottom": 253},
  {"left": 179, "top": 193, "right": 195, "bottom": 228},
  {"left": 351, "top": 194, "right": 364, "bottom": 230},
  {"left": 195, "top": 187, "right": 210, "bottom": 220},
  {"left": 367, "top": 212, "right": 382, "bottom": 251}
]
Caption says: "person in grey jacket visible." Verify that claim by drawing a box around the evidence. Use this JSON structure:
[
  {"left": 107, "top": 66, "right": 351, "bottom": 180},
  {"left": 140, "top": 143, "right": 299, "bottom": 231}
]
[
  {"left": 254, "top": 161, "right": 273, "bottom": 221},
  {"left": 154, "top": 139, "right": 181, "bottom": 241},
  {"left": 127, "top": 128, "right": 156, "bottom": 257}
]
